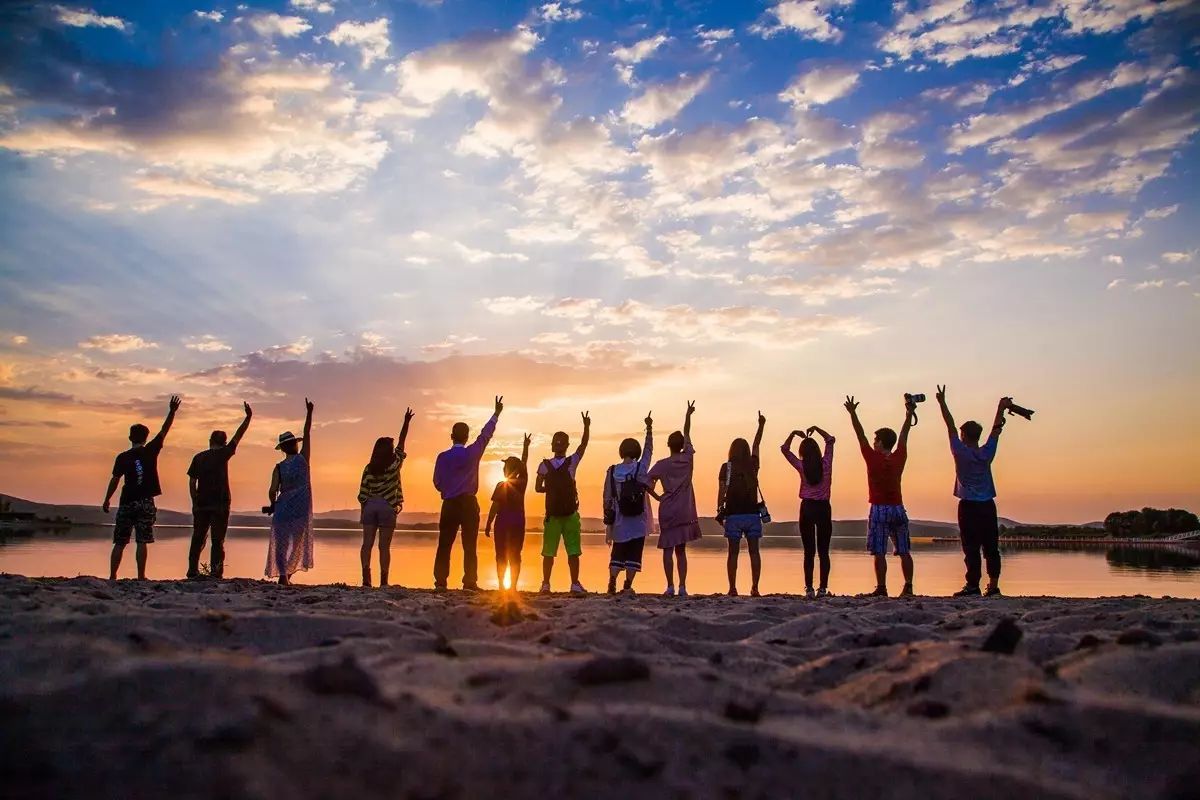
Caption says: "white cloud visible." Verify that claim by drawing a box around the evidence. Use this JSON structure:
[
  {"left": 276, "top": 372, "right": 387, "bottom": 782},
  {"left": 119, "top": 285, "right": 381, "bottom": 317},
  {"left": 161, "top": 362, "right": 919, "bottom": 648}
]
[
  {"left": 54, "top": 6, "right": 128, "bottom": 30},
  {"left": 454, "top": 242, "right": 530, "bottom": 263},
  {"left": 290, "top": 0, "right": 335, "bottom": 13},
  {"left": 622, "top": 72, "right": 712, "bottom": 130},
  {"left": 755, "top": 1, "right": 852, "bottom": 43},
  {"left": 697, "top": 27, "right": 735, "bottom": 47},
  {"left": 1145, "top": 204, "right": 1179, "bottom": 219},
  {"left": 193, "top": 10, "right": 224, "bottom": 22},
  {"left": 259, "top": 336, "right": 313, "bottom": 358},
  {"left": 612, "top": 34, "right": 669, "bottom": 64},
  {"left": 185, "top": 335, "right": 233, "bottom": 353},
  {"left": 779, "top": 63, "right": 861, "bottom": 109},
  {"left": 748, "top": 273, "right": 898, "bottom": 304},
  {"left": 245, "top": 13, "right": 312, "bottom": 38},
  {"left": 1103, "top": 254, "right": 1123, "bottom": 264},
  {"left": 1162, "top": 251, "right": 1194, "bottom": 264},
  {"left": 1064, "top": 210, "right": 1128, "bottom": 235},
  {"left": 131, "top": 173, "right": 259, "bottom": 207},
  {"left": 1106, "top": 278, "right": 1125, "bottom": 289},
  {"left": 1133, "top": 279, "right": 1165, "bottom": 290},
  {"left": 322, "top": 18, "right": 391, "bottom": 68},
  {"left": 485, "top": 296, "right": 546, "bottom": 315},
  {"left": 79, "top": 334, "right": 159, "bottom": 353},
  {"left": 539, "top": 3, "right": 583, "bottom": 23},
  {"left": 11, "top": 335, "right": 30, "bottom": 346}
]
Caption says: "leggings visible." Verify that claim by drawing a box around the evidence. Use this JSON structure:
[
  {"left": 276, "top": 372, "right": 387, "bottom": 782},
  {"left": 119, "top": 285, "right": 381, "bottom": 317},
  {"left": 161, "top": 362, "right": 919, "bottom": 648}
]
[{"left": 799, "top": 498, "right": 833, "bottom": 590}]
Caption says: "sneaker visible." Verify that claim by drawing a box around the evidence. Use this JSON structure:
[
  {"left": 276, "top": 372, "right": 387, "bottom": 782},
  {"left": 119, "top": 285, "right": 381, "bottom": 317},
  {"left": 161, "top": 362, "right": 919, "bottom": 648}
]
[
  {"left": 899, "top": 583, "right": 915, "bottom": 598},
  {"left": 570, "top": 582, "right": 588, "bottom": 594},
  {"left": 985, "top": 585, "right": 1003, "bottom": 597},
  {"left": 816, "top": 587, "right": 829, "bottom": 598},
  {"left": 663, "top": 586, "right": 676, "bottom": 597},
  {"left": 462, "top": 583, "right": 481, "bottom": 592},
  {"left": 953, "top": 585, "right": 982, "bottom": 598},
  {"left": 678, "top": 587, "right": 689, "bottom": 598},
  {"left": 607, "top": 577, "right": 618, "bottom": 595},
  {"left": 866, "top": 585, "right": 888, "bottom": 597},
  {"left": 622, "top": 586, "right": 636, "bottom": 596},
  {"left": 539, "top": 581, "right": 551, "bottom": 594},
  {"left": 805, "top": 587, "right": 815, "bottom": 599}
]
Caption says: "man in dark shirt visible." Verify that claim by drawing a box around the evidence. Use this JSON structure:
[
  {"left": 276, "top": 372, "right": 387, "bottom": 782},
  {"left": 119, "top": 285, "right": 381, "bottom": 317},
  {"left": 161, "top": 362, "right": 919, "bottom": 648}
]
[
  {"left": 186, "top": 402, "right": 252, "bottom": 579},
  {"left": 103, "top": 395, "right": 181, "bottom": 580}
]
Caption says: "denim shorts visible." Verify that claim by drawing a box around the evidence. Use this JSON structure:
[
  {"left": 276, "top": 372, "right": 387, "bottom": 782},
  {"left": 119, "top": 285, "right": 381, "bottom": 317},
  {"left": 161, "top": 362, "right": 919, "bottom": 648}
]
[
  {"left": 723, "top": 513, "right": 763, "bottom": 540},
  {"left": 361, "top": 497, "right": 397, "bottom": 531},
  {"left": 868, "top": 504, "right": 911, "bottom": 555}
]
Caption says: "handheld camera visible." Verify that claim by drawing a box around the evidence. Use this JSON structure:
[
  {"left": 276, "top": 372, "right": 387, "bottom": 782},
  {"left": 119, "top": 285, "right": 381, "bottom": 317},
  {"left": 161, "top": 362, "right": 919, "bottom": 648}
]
[
  {"left": 1006, "top": 400, "right": 1034, "bottom": 421},
  {"left": 904, "top": 393, "right": 926, "bottom": 405}
]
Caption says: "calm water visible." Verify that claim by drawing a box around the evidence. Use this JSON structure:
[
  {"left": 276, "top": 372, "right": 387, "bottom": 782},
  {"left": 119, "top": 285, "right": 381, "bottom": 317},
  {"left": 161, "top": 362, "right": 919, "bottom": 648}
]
[{"left": 3, "top": 525, "right": 1200, "bottom": 598}]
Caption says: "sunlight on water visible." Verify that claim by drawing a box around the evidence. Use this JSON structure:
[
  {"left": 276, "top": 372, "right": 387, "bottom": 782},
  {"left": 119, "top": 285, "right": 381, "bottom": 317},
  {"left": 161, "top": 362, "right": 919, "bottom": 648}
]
[{"left": 2, "top": 526, "right": 1199, "bottom": 598}]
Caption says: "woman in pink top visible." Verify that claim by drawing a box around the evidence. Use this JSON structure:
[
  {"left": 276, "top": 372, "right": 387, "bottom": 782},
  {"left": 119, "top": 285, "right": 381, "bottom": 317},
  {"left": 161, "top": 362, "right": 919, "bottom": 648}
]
[
  {"left": 782, "top": 426, "right": 835, "bottom": 598},
  {"left": 646, "top": 402, "right": 701, "bottom": 597}
]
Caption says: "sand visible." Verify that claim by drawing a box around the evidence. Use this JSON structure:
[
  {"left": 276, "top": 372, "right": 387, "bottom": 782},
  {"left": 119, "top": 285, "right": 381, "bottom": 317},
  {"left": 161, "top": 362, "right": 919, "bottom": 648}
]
[{"left": 1, "top": 575, "right": 1198, "bottom": 800}]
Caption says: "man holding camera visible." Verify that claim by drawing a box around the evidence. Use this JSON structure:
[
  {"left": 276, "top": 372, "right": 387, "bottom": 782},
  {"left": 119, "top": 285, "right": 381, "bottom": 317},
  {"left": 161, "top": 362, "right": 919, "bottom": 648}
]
[{"left": 936, "top": 386, "right": 1010, "bottom": 597}]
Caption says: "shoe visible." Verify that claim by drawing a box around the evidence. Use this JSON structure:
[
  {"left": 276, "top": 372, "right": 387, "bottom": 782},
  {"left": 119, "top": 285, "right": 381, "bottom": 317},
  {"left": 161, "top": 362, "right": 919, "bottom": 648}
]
[
  {"left": 433, "top": 584, "right": 447, "bottom": 593},
  {"left": 985, "top": 585, "right": 1003, "bottom": 597},
  {"left": 570, "top": 582, "right": 588, "bottom": 594},
  {"left": 866, "top": 585, "right": 888, "bottom": 597},
  {"left": 678, "top": 587, "right": 689, "bottom": 598},
  {"left": 623, "top": 586, "right": 636, "bottom": 596},
  {"left": 539, "top": 581, "right": 551, "bottom": 594},
  {"left": 816, "top": 587, "right": 829, "bottom": 598},
  {"left": 607, "top": 577, "right": 617, "bottom": 595},
  {"left": 899, "top": 583, "right": 915, "bottom": 598},
  {"left": 663, "top": 586, "right": 676, "bottom": 597},
  {"left": 462, "top": 583, "right": 481, "bottom": 592},
  {"left": 805, "top": 587, "right": 815, "bottom": 599},
  {"left": 953, "top": 584, "right": 982, "bottom": 598}
]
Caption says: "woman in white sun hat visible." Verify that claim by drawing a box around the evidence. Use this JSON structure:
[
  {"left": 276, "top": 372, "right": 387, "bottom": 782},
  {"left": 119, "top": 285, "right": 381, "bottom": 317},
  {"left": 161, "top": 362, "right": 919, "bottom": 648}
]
[{"left": 266, "top": 398, "right": 315, "bottom": 585}]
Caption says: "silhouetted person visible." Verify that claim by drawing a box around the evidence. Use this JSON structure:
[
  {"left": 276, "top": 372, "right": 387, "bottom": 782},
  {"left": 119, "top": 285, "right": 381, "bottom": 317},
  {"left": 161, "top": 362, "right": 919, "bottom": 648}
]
[
  {"left": 647, "top": 401, "right": 701, "bottom": 597},
  {"left": 267, "top": 398, "right": 314, "bottom": 585},
  {"left": 432, "top": 396, "right": 503, "bottom": 591},
  {"left": 485, "top": 433, "right": 531, "bottom": 591},
  {"left": 186, "top": 402, "right": 252, "bottom": 580},
  {"left": 103, "top": 395, "right": 181, "bottom": 580},
  {"left": 536, "top": 411, "right": 591, "bottom": 593},
  {"left": 845, "top": 395, "right": 916, "bottom": 597},
  {"left": 358, "top": 407, "right": 414, "bottom": 588},
  {"left": 717, "top": 412, "right": 766, "bottom": 596},
  {"left": 603, "top": 412, "right": 654, "bottom": 595},
  {"left": 937, "top": 386, "right": 1012, "bottom": 597},
  {"left": 782, "top": 424, "right": 835, "bottom": 598}
]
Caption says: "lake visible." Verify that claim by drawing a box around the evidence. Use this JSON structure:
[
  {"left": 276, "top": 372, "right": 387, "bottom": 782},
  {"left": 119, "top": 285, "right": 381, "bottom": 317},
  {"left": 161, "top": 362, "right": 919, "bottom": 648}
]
[{"left": 3, "top": 525, "right": 1199, "bottom": 598}]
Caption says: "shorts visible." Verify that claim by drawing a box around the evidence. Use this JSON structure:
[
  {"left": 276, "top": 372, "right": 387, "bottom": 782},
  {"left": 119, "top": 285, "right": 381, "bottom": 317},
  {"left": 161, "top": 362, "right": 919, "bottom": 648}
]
[
  {"left": 610, "top": 536, "right": 646, "bottom": 571},
  {"left": 723, "top": 513, "right": 763, "bottom": 540},
  {"left": 542, "top": 512, "right": 582, "bottom": 558},
  {"left": 114, "top": 499, "right": 157, "bottom": 545},
  {"left": 868, "top": 504, "right": 911, "bottom": 556},
  {"left": 494, "top": 512, "right": 526, "bottom": 563},
  {"left": 360, "top": 497, "right": 398, "bottom": 531}
]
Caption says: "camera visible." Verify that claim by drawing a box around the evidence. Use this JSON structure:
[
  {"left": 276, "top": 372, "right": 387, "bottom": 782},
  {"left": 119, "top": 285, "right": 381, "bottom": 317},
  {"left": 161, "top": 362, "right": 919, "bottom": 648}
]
[
  {"left": 261, "top": 504, "right": 275, "bottom": 515},
  {"left": 905, "top": 393, "right": 926, "bottom": 404},
  {"left": 1006, "top": 401, "right": 1034, "bottom": 420}
]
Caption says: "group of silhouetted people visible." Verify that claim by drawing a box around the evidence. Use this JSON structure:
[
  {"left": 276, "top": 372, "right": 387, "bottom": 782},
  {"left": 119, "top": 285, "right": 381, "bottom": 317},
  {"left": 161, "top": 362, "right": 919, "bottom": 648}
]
[{"left": 103, "top": 388, "right": 1018, "bottom": 598}]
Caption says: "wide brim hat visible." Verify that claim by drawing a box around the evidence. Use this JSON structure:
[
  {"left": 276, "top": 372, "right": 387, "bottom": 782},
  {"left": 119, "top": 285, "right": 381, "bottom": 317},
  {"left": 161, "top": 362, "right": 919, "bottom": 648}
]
[{"left": 275, "top": 431, "right": 304, "bottom": 450}]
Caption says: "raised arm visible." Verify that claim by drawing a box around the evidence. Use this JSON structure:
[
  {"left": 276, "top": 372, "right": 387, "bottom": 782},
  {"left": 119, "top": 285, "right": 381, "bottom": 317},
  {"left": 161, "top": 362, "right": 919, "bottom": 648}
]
[
  {"left": 807, "top": 425, "right": 834, "bottom": 442},
  {"left": 640, "top": 411, "right": 654, "bottom": 470},
  {"left": 300, "top": 398, "right": 314, "bottom": 462},
  {"left": 521, "top": 433, "right": 531, "bottom": 466},
  {"left": 752, "top": 410, "right": 765, "bottom": 459},
  {"left": 576, "top": 411, "right": 591, "bottom": 457},
  {"left": 935, "top": 384, "right": 957, "bottom": 441},
  {"left": 229, "top": 402, "right": 253, "bottom": 449},
  {"left": 898, "top": 396, "right": 916, "bottom": 451},
  {"left": 844, "top": 396, "right": 869, "bottom": 451},
  {"left": 398, "top": 407, "right": 414, "bottom": 452},
  {"left": 156, "top": 395, "right": 182, "bottom": 442},
  {"left": 985, "top": 397, "right": 1009, "bottom": 454},
  {"left": 469, "top": 396, "right": 502, "bottom": 456},
  {"left": 683, "top": 400, "right": 695, "bottom": 444},
  {"left": 781, "top": 430, "right": 803, "bottom": 470}
]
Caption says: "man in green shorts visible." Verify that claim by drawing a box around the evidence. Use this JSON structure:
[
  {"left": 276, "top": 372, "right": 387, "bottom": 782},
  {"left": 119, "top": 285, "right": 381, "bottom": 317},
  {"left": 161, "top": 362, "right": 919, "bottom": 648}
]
[{"left": 535, "top": 411, "right": 590, "bottom": 593}]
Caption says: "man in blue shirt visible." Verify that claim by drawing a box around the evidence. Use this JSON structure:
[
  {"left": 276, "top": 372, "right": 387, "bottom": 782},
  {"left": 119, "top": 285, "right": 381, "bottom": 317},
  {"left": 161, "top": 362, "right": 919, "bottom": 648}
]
[
  {"left": 936, "top": 386, "right": 1012, "bottom": 597},
  {"left": 432, "top": 395, "right": 503, "bottom": 590}
]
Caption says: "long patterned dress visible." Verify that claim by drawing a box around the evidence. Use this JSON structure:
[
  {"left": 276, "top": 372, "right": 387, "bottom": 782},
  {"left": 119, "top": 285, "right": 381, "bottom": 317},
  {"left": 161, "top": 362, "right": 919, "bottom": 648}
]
[{"left": 266, "top": 454, "right": 315, "bottom": 578}]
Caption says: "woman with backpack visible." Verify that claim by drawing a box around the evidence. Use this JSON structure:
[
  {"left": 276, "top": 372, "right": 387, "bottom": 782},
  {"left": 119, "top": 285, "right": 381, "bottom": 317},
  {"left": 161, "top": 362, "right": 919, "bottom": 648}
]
[
  {"left": 781, "top": 425, "right": 835, "bottom": 598},
  {"left": 716, "top": 412, "right": 766, "bottom": 596},
  {"left": 603, "top": 412, "right": 654, "bottom": 594}
]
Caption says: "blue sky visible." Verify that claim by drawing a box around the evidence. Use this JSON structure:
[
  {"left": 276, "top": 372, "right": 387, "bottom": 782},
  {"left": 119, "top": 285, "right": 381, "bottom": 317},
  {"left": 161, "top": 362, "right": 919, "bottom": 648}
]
[{"left": 0, "top": 0, "right": 1197, "bottom": 521}]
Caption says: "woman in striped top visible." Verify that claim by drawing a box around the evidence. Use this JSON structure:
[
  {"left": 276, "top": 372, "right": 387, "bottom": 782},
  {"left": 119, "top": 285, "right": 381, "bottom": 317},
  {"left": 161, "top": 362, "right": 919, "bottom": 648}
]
[{"left": 358, "top": 407, "right": 414, "bottom": 587}]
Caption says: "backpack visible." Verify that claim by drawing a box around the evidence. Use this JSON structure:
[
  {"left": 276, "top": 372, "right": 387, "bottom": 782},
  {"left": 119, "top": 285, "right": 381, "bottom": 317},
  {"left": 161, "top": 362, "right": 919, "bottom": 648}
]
[
  {"left": 609, "top": 463, "right": 646, "bottom": 518},
  {"left": 543, "top": 458, "right": 578, "bottom": 517}
]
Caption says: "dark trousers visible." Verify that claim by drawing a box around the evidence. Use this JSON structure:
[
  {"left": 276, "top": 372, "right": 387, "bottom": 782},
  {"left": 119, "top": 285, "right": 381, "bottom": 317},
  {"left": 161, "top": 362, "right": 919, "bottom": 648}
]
[
  {"left": 958, "top": 499, "right": 1001, "bottom": 587},
  {"left": 189, "top": 505, "right": 230, "bottom": 578},
  {"left": 799, "top": 499, "right": 833, "bottom": 589},
  {"left": 434, "top": 495, "right": 480, "bottom": 588}
]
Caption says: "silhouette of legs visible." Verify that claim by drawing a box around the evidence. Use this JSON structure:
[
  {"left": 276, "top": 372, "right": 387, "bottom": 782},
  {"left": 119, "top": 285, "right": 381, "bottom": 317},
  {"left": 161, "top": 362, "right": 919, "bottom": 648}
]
[
  {"left": 726, "top": 538, "right": 739, "bottom": 595},
  {"left": 748, "top": 537, "right": 762, "bottom": 596},
  {"left": 135, "top": 542, "right": 148, "bottom": 580},
  {"left": 360, "top": 524, "right": 378, "bottom": 586},
  {"left": 378, "top": 526, "right": 394, "bottom": 586},
  {"left": 109, "top": 543, "right": 124, "bottom": 580}
]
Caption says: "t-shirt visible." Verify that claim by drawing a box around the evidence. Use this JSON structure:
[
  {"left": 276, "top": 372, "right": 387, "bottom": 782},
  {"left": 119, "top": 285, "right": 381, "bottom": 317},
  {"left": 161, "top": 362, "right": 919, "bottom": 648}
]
[
  {"left": 647, "top": 442, "right": 698, "bottom": 533},
  {"left": 536, "top": 451, "right": 583, "bottom": 478},
  {"left": 861, "top": 442, "right": 906, "bottom": 506},
  {"left": 719, "top": 457, "right": 760, "bottom": 516},
  {"left": 357, "top": 450, "right": 406, "bottom": 509},
  {"left": 491, "top": 470, "right": 528, "bottom": 516},
  {"left": 188, "top": 445, "right": 237, "bottom": 508},
  {"left": 113, "top": 436, "right": 165, "bottom": 505},
  {"left": 951, "top": 434, "right": 999, "bottom": 502}
]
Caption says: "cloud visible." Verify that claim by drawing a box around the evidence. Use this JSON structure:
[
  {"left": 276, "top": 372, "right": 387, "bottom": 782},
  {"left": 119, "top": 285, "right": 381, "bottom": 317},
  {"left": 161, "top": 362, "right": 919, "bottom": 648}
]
[
  {"left": 53, "top": 6, "right": 128, "bottom": 30},
  {"left": 1106, "top": 278, "right": 1125, "bottom": 289},
  {"left": 79, "top": 334, "right": 159, "bottom": 353},
  {"left": 1103, "top": 254, "right": 1124, "bottom": 264},
  {"left": 11, "top": 335, "right": 30, "bottom": 346},
  {"left": 539, "top": 3, "right": 583, "bottom": 23},
  {"left": 749, "top": 273, "right": 898, "bottom": 304},
  {"left": 612, "top": 34, "right": 669, "bottom": 64},
  {"left": 1133, "top": 279, "right": 1165, "bottom": 290},
  {"left": 185, "top": 335, "right": 233, "bottom": 353},
  {"left": 322, "top": 18, "right": 391, "bottom": 68},
  {"left": 622, "top": 72, "right": 712, "bottom": 130},
  {"left": 453, "top": 243, "right": 530, "bottom": 263},
  {"left": 485, "top": 296, "right": 546, "bottom": 315},
  {"left": 696, "top": 27, "right": 734, "bottom": 47},
  {"left": 1144, "top": 204, "right": 1179, "bottom": 219},
  {"left": 290, "top": 0, "right": 335, "bottom": 13},
  {"left": 193, "top": 10, "right": 223, "bottom": 22},
  {"left": 245, "top": 13, "right": 312, "bottom": 38},
  {"left": 130, "top": 173, "right": 259, "bottom": 207},
  {"left": 779, "top": 63, "right": 861, "bottom": 109},
  {"left": 1064, "top": 210, "right": 1128, "bottom": 235},
  {"left": 1162, "top": 251, "right": 1194, "bottom": 264},
  {"left": 754, "top": 1, "right": 851, "bottom": 42},
  {"left": 258, "top": 337, "right": 314, "bottom": 359}
]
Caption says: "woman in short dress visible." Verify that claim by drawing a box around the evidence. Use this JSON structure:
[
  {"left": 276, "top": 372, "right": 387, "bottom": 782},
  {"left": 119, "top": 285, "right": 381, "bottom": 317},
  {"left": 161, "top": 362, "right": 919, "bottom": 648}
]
[
  {"left": 267, "top": 398, "right": 315, "bottom": 585},
  {"left": 646, "top": 401, "right": 701, "bottom": 597}
]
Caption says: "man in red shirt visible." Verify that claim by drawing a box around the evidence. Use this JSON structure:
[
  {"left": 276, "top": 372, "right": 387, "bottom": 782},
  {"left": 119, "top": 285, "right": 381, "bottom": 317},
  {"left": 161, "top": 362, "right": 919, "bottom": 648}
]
[{"left": 845, "top": 394, "right": 916, "bottom": 597}]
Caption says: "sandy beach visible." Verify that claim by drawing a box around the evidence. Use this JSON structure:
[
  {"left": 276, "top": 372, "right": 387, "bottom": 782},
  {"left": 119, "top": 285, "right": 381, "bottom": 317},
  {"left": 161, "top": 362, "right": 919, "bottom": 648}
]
[{"left": 2, "top": 575, "right": 1198, "bottom": 800}]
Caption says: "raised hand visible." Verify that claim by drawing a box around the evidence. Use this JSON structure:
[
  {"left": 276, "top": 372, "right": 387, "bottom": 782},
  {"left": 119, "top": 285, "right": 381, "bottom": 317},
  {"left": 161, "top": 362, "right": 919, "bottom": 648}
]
[
  {"left": 581, "top": 410, "right": 591, "bottom": 427},
  {"left": 523, "top": 433, "right": 533, "bottom": 447},
  {"left": 168, "top": 395, "right": 182, "bottom": 412},
  {"left": 645, "top": 411, "right": 653, "bottom": 428},
  {"left": 244, "top": 401, "right": 253, "bottom": 417},
  {"left": 686, "top": 400, "right": 696, "bottom": 416},
  {"left": 404, "top": 407, "right": 415, "bottom": 424},
  {"left": 806, "top": 425, "right": 817, "bottom": 436},
  {"left": 792, "top": 429, "right": 806, "bottom": 438},
  {"left": 844, "top": 395, "right": 858, "bottom": 414},
  {"left": 305, "top": 397, "right": 314, "bottom": 414},
  {"left": 494, "top": 395, "right": 504, "bottom": 415},
  {"left": 757, "top": 410, "right": 766, "bottom": 427},
  {"left": 936, "top": 384, "right": 947, "bottom": 404}
]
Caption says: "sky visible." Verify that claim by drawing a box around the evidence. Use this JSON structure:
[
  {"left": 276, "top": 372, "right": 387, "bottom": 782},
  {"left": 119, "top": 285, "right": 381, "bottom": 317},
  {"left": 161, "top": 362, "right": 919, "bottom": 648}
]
[{"left": 0, "top": 0, "right": 1197, "bottom": 524}]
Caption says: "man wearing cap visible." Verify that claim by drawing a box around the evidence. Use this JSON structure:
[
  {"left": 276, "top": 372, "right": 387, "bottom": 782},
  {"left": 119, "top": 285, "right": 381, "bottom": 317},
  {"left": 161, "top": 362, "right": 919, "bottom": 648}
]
[
  {"left": 186, "top": 402, "right": 252, "bottom": 580},
  {"left": 103, "top": 395, "right": 182, "bottom": 580},
  {"left": 432, "top": 395, "right": 503, "bottom": 590}
]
